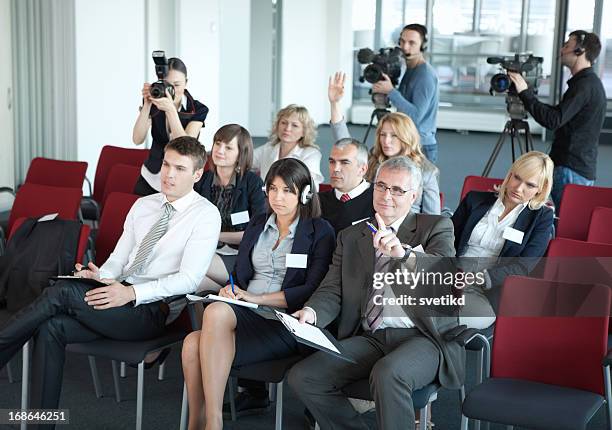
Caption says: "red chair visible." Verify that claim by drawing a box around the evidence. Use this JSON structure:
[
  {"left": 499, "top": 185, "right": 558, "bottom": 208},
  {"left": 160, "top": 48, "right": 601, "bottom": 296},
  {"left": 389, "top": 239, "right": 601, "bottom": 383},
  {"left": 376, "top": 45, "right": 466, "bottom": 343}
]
[
  {"left": 94, "top": 192, "right": 140, "bottom": 265},
  {"left": 557, "top": 184, "right": 612, "bottom": 241},
  {"left": 462, "top": 276, "right": 612, "bottom": 430},
  {"left": 588, "top": 206, "right": 612, "bottom": 244},
  {"left": 83, "top": 146, "right": 148, "bottom": 220},
  {"left": 318, "top": 183, "right": 333, "bottom": 193},
  {"left": 6, "top": 183, "right": 82, "bottom": 237},
  {"left": 24, "top": 157, "right": 88, "bottom": 189},
  {"left": 101, "top": 165, "right": 142, "bottom": 213},
  {"left": 460, "top": 175, "right": 504, "bottom": 201}
]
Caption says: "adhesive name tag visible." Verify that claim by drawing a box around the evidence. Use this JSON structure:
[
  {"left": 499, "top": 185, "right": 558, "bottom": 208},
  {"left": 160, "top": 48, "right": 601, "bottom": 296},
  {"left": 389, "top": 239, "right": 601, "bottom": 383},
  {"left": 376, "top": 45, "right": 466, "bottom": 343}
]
[
  {"left": 286, "top": 253, "right": 308, "bottom": 268},
  {"left": 502, "top": 227, "right": 524, "bottom": 244},
  {"left": 231, "top": 210, "right": 250, "bottom": 226}
]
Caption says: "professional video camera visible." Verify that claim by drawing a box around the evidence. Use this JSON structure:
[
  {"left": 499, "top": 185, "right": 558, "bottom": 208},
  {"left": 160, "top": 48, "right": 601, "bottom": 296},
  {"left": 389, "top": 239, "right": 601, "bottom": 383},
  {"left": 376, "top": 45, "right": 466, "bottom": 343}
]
[
  {"left": 150, "top": 50, "right": 176, "bottom": 99},
  {"left": 486, "top": 53, "right": 543, "bottom": 119},
  {"left": 357, "top": 47, "right": 403, "bottom": 110},
  {"left": 481, "top": 53, "right": 544, "bottom": 177}
]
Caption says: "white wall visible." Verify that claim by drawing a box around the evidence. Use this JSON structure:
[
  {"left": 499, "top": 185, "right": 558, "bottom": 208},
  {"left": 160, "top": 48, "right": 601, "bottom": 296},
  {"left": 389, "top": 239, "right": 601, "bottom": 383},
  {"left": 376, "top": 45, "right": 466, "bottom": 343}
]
[
  {"left": 74, "top": 0, "right": 146, "bottom": 184},
  {"left": 0, "top": 0, "right": 14, "bottom": 195},
  {"left": 177, "top": 0, "right": 221, "bottom": 151},
  {"left": 280, "top": 0, "right": 354, "bottom": 127},
  {"left": 219, "top": 0, "right": 250, "bottom": 129},
  {"left": 249, "top": 0, "right": 274, "bottom": 137}
]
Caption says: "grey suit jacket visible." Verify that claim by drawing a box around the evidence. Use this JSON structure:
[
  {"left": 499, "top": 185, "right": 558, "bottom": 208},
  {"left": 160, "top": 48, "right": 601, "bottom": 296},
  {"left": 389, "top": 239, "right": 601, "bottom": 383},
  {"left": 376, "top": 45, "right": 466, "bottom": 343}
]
[{"left": 305, "top": 212, "right": 465, "bottom": 389}]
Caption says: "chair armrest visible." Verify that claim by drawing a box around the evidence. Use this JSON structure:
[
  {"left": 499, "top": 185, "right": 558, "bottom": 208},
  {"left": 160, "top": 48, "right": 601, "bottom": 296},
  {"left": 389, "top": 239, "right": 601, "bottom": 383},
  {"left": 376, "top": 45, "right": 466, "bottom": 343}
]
[
  {"left": 603, "top": 349, "right": 612, "bottom": 367},
  {"left": 0, "top": 187, "right": 15, "bottom": 196},
  {"left": 84, "top": 176, "right": 93, "bottom": 196},
  {"left": 0, "top": 226, "right": 5, "bottom": 256},
  {"left": 443, "top": 325, "right": 490, "bottom": 350}
]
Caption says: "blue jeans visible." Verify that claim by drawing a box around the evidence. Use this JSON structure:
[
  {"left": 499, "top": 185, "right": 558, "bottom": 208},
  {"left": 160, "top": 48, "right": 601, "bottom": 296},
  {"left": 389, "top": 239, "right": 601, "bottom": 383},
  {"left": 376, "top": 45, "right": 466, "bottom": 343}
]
[
  {"left": 551, "top": 165, "right": 595, "bottom": 209},
  {"left": 421, "top": 144, "right": 438, "bottom": 165}
]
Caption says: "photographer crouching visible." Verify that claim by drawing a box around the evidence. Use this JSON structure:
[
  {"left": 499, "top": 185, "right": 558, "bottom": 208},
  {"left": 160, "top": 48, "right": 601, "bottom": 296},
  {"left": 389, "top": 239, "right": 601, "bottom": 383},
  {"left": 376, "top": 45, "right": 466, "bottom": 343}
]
[
  {"left": 508, "top": 31, "right": 606, "bottom": 208},
  {"left": 132, "top": 52, "right": 209, "bottom": 196},
  {"left": 371, "top": 24, "right": 439, "bottom": 164}
]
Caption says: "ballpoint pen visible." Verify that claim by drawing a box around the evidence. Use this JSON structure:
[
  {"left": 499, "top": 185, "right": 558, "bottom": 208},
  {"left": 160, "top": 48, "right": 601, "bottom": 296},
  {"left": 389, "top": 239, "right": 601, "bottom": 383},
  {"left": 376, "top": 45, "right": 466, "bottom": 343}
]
[{"left": 229, "top": 273, "right": 235, "bottom": 295}]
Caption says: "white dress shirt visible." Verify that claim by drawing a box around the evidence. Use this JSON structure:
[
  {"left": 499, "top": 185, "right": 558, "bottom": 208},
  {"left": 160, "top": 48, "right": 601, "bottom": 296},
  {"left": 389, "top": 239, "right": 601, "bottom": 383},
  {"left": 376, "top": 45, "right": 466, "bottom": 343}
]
[
  {"left": 333, "top": 180, "right": 370, "bottom": 201},
  {"left": 99, "top": 190, "right": 221, "bottom": 307},
  {"left": 375, "top": 212, "right": 415, "bottom": 330},
  {"left": 252, "top": 141, "right": 324, "bottom": 190},
  {"left": 462, "top": 198, "right": 527, "bottom": 259}
]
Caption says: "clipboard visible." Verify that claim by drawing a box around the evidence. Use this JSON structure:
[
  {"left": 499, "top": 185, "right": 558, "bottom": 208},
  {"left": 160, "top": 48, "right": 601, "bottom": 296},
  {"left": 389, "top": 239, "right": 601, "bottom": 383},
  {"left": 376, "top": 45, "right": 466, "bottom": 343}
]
[
  {"left": 272, "top": 310, "right": 356, "bottom": 363},
  {"left": 50, "top": 276, "right": 109, "bottom": 288}
]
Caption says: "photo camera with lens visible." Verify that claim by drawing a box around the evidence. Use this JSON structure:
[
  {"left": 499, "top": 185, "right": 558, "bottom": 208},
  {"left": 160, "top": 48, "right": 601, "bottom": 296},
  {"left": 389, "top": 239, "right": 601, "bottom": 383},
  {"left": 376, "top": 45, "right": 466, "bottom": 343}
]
[
  {"left": 150, "top": 50, "right": 176, "bottom": 99},
  {"left": 487, "top": 53, "right": 543, "bottom": 119}
]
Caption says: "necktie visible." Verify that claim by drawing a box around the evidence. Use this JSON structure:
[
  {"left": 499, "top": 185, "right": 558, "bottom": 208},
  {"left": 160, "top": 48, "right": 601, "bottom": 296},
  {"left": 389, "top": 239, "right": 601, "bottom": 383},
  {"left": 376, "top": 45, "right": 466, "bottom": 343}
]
[
  {"left": 121, "top": 202, "right": 175, "bottom": 280},
  {"left": 340, "top": 193, "right": 351, "bottom": 203},
  {"left": 364, "top": 227, "right": 394, "bottom": 331}
]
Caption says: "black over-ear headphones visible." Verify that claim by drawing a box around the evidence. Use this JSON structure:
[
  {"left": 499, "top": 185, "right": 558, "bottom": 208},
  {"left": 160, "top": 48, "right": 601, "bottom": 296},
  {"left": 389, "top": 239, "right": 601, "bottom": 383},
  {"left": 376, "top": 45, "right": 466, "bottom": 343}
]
[
  {"left": 399, "top": 24, "right": 428, "bottom": 52},
  {"left": 291, "top": 158, "right": 315, "bottom": 205},
  {"left": 574, "top": 31, "right": 587, "bottom": 56}
]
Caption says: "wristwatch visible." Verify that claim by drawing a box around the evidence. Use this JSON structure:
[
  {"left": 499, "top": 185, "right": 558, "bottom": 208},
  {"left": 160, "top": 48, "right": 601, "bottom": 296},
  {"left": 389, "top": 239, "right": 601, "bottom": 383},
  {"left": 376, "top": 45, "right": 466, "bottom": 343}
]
[{"left": 400, "top": 243, "right": 413, "bottom": 259}]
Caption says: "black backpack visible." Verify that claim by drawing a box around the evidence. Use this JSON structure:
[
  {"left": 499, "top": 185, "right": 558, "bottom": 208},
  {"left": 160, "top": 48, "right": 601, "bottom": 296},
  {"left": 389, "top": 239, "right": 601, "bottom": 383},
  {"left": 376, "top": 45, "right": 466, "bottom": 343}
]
[{"left": 0, "top": 217, "right": 81, "bottom": 312}]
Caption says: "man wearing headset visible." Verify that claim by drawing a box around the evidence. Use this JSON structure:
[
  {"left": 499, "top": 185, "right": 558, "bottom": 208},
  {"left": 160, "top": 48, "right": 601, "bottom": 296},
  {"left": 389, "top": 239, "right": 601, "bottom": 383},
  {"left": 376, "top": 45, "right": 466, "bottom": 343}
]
[
  {"left": 372, "top": 23, "right": 440, "bottom": 164},
  {"left": 509, "top": 31, "right": 606, "bottom": 208}
]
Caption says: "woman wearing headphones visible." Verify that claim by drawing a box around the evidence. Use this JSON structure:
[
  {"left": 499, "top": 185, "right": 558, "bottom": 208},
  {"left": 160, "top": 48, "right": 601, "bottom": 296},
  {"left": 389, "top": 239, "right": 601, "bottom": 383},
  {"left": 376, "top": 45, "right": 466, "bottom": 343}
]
[
  {"left": 328, "top": 72, "right": 441, "bottom": 215},
  {"left": 181, "top": 158, "right": 335, "bottom": 430},
  {"left": 132, "top": 57, "right": 209, "bottom": 196}
]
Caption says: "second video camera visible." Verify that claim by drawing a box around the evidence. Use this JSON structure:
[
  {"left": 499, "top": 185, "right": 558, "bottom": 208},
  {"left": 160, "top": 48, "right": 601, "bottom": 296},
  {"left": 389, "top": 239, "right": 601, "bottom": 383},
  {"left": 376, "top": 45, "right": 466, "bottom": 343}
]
[
  {"left": 487, "top": 53, "right": 543, "bottom": 95},
  {"left": 150, "top": 50, "right": 176, "bottom": 99}
]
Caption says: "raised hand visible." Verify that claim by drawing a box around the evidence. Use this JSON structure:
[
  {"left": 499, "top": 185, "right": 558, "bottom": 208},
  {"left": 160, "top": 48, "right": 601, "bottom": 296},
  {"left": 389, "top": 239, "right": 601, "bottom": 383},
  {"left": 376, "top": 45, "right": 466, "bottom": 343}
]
[{"left": 328, "top": 72, "right": 346, "bottom": 103}]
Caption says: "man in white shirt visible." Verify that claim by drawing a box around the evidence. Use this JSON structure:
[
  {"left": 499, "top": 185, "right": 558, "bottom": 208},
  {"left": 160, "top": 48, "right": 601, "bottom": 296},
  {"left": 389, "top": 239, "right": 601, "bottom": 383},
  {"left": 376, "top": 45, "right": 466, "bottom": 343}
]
[
  {"left": 317, "top": 138, "right": 375, "bottom": 234},
  {"left": 0, "top": 136, "right": 221, "bottom": 411},
  {"left": 288, "top": 156, "right": 461, "bottom": 430}
]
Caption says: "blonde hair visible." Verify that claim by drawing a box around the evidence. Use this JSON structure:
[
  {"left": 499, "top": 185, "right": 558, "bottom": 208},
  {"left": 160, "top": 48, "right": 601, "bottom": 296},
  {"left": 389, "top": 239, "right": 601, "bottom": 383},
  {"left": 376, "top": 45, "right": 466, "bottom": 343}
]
[
  {"left": 497, "top": 151, "right": 554, "bottom": 210},
  {"left": 366, "top": 112, "right": 423, "bottom": 181},
  {"left": 269, "top": 104, "right": 318, "bottom": 149}
]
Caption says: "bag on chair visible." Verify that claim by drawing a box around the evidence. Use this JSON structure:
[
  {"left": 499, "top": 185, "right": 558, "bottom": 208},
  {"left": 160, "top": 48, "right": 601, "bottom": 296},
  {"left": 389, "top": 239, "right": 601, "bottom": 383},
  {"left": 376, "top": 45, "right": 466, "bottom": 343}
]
[{"left": 0, "top": 217, "right": 81, "bottom": 311}]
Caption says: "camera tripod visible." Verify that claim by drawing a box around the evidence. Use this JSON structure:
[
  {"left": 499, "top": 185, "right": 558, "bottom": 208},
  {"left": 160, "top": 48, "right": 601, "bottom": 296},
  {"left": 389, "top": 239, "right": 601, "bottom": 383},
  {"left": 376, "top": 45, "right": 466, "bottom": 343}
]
[
  {"left": 363, "top": 108, "right": 391, "bottom": 146},
  {"left": 482, "top": 118, "right": 534, "bottom": 177}
]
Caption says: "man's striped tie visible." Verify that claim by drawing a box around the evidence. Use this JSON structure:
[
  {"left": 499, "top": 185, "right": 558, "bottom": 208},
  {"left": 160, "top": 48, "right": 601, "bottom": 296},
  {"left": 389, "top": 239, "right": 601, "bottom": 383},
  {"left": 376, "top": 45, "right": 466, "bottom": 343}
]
[
  {"left": 340, "top": 193, "right": 351, "bottom": 203},
  {"left": 121, "top": 202, "right": 175, "bottom": 280}
]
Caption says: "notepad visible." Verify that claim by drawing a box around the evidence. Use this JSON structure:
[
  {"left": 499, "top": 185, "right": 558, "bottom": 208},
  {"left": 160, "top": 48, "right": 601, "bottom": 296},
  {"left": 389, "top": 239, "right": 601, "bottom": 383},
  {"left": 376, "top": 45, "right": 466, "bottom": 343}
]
[
  {"left": 274, "top": 310, "right": 340, "bottom": 353},
  {"left": 186, "top": 294, "right": 259, "bottom": 309}
]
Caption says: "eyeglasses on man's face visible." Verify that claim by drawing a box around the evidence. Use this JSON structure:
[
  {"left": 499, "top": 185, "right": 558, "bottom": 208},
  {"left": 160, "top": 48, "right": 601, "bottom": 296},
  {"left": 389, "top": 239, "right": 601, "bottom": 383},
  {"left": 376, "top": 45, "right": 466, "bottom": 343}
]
[{"left": 373, "top": 181, "right": 412, "bottom": 196}]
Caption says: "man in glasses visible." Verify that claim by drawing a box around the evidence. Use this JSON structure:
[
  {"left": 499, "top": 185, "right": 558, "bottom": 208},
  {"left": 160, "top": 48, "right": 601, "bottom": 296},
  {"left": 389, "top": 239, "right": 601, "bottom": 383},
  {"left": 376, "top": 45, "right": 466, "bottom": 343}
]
[{"left": 289, "top": 156, "right": 461, "bottom": 430}]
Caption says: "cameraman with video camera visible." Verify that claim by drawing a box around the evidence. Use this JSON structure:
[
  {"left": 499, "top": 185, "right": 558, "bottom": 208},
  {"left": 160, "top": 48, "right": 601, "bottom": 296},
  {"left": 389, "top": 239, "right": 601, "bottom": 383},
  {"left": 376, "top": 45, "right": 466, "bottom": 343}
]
[
  {"left": 508, "top": 31, "right": 606, "bottom": 208},
  {"left": 372, "top": 23, "right": 439, "bottom": 164},
  {"left": 132, "top": 53, "right": 209, "bottom": 196}
]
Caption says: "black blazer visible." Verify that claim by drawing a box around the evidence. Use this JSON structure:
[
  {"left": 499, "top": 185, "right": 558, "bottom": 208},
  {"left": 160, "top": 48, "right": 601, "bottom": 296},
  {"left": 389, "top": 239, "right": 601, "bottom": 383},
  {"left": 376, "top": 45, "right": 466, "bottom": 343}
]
[
  {"left": 452, "top": 191, "right": 554, "bottom": 287},
  {"left": 232, "top": 213, "right": 336, "bottom": 313},
  {"left": 196, "top": 170, "right": 266, "bottom": 231}
]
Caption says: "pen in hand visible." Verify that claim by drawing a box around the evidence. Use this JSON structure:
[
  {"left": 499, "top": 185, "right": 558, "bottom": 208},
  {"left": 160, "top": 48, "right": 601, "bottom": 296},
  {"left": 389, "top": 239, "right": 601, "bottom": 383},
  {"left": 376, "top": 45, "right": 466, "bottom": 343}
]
[{"left": 229, "top": 273, "right": 235, "bottom": 296}]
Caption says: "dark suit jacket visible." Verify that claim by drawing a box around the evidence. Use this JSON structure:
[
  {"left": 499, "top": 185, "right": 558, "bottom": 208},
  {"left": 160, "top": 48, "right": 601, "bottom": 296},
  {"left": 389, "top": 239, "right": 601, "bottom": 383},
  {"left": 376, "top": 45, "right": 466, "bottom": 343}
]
[
  {"left": 304, "top": 213, "right": 466, "bottom": 390},
  {"left": 196, "top": 170, "right": 266, "bottom": 231},
  {"left": 232, "top": 213, "right": 336, "bottom": 313},
  {"left": 452, "top": 191, "right": 554, "bottom": 287}
]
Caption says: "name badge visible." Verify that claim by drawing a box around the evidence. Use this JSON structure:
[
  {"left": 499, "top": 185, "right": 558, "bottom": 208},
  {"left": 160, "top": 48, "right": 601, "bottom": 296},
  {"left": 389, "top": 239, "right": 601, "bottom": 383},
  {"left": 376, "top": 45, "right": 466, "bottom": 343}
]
[
  {"left": 286, "top": 253, "right": 308, "bottom": 269},
  {"left": 231, "top": 210, "right": 250, "bottom": 226},
  {"left": 38, "top": 213, "right": 59, "bottom": 222},
  {"left": 503, "top": 227, "right": 524, "bottom": 244}
]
